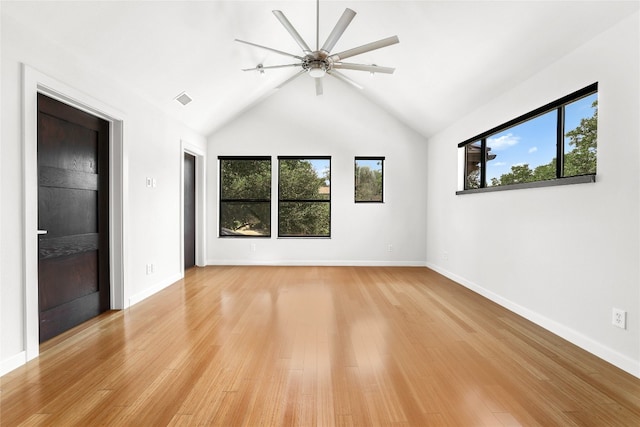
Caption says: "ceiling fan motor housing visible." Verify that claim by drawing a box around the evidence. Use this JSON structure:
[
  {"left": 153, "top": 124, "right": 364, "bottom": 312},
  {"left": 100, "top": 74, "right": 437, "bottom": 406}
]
[{"left": 303, "top": 55, "right": 331, "bottom": 78}]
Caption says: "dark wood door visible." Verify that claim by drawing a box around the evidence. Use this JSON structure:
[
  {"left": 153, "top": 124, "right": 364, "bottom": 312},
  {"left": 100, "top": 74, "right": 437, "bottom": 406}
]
[
  {"left": 37, "top": 93, "right": 110, "bottom": 343},
  {"left": 184, "top": 153, "right": 196, "bottom": 269}
]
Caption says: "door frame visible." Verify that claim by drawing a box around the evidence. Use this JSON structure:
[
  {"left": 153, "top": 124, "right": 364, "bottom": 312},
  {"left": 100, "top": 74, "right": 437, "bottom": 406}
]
[
  {"left": 22, "top": 64, "right": 126, "bottom": 361},
  {"left": 180, "top": 140, "right": 206, "bottom": 276}
]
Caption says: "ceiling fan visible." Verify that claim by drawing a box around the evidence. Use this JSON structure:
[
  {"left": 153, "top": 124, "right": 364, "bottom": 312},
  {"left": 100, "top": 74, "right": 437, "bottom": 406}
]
[{"left": 235, "top": 0, "right": 399, "bottom": 95}]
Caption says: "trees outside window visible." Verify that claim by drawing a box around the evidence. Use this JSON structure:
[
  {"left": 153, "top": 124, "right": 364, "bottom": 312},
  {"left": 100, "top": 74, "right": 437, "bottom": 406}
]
[
  {"left": 355, "top": 157, "right": 384, "bottom": 202},
  {"left": 219, "top": 157, "right": 271, "bottom": 237},
  {"left": 278, "top": 157, "right": 330, "bottom": 237},
  {"left": 460, "top": 83, "right": 597, "bottom": 191}
]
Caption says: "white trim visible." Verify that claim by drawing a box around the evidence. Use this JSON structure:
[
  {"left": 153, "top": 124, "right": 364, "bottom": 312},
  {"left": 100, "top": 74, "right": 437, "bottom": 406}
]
[
  {"left": 128, "top": 273, "right": 182, "bottom": 307},
  {"left": 21, "top": 64, "right": 127, "bottom": 363},
  {"left": 206, "top": 259, "right": 427, "bottom": 267},
  {"left": 180, "top": 140, "right": 207, "bottom": 275},
  {"left": 0, "top": 352, "right": 27, "bottom": 377},
  {"left": 426, "top": 262, "right": 640, "bottom": 379}
]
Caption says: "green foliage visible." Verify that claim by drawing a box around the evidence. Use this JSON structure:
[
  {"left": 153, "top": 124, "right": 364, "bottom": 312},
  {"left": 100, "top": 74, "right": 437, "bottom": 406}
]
[
  {"left": 279, "top": 159, "right": 330, "bottom": 236},
  {"left": 279, "top": 159, "right": 328, "bottom": 200},
  {"left": 220, "top": 159, "right": 271, "bottom": 235},
  {"left": 490, "top": 99, "right": 597, "bottom": 187},
  {"left": 532, "top": 161, "right": 556, "bottom": 181},
  {"left": 221, "top": 159, "right": 271, "bottom": 199},
  {"left": 220, "top": 202, "right": 271, "bottom": 235},
  {"left": 564, "top": 99, "right": 598, "bottom": 176},
  {"left": 355, "top": 164, "right": 383, "bottom": 201},
  {"left": 466, "top": 169, "right": 481, "bottom": 189},
  {"left": 279, "top": 202, "right": 330, "bottom": 236}
]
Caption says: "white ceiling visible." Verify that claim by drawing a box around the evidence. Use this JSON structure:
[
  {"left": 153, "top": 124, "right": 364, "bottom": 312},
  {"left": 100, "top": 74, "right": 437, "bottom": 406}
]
[{"left": 3, "top": 1, "right": 638, "bottom": 138}]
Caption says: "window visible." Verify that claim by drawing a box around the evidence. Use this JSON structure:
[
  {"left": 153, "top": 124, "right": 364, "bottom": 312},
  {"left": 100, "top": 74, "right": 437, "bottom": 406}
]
[
  {"left": 219, "top": 156, "right": 271, "bottom": 237},
  {"left": 278, "top": 157, "right": 331, "bottom": 237},
  {"left": 459, "top": 83, "right": 598, "bottom": 192},
  {"left": 355, "top": 157, "right": 384, "bottom": 202}
]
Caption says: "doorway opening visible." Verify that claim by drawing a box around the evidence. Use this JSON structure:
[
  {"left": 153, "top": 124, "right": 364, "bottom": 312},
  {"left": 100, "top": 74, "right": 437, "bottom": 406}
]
[{"left": 181, "top": 142, "right": 206, "bottom": 275}]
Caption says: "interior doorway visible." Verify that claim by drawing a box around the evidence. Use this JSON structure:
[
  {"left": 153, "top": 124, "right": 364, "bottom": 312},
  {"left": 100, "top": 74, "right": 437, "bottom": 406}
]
[
  {"left": 181, "top": 142, "right": 205, "bottom": 273},
  {"left": 184, "top": 152, "right": 196, "bottom": 270}
]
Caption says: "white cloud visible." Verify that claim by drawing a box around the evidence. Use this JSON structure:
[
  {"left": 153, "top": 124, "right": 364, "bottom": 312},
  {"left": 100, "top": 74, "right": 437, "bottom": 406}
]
[
  {"left": 487, "top": 133, "right": 520, "bottom": 150},
  {"left": 489, "top": 161, "right": 507, "bottom": 167},
  {"left": 528, "top": 147, "right": 538, "bottom": 154}
]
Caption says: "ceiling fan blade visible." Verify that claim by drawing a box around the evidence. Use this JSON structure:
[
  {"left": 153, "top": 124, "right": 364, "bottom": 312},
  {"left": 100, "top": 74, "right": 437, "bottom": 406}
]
[
  {"left": 235, "top": 39, "right": 304, "bottom": 60},
  {"left": 272, "top": 10, "right": 313, "bottom": 55},
  {"left": 320, "top": 8, "right": 356, "bottom": 55},
  {"left": 242, "top": 64, "right": 302, "bottom": 72},
  {"left": 315, "top": 78, "right": 323, "bottom": 96},
  {"left": 327, "top": 70, "right": 363, "bottom": 90},
  {"left": 333, "top": 63, "right": 395, "bottom": 74},
  {"left": 276, "top": 70, "right": 306, "bottom": 89},
  {"left": 328, "top": 36, "right": 399, "bottom": 62}
]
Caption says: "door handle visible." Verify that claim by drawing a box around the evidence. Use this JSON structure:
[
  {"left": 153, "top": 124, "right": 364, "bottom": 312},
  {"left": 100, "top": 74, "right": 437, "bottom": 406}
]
[{"left": 37, "top": 230, "right": 48, "bottom": 235}]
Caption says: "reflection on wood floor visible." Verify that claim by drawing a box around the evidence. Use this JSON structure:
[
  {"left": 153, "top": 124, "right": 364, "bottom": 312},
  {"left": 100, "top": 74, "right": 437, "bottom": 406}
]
[{"left": 2, "top": 266, "right": 640, "bottom": 425}]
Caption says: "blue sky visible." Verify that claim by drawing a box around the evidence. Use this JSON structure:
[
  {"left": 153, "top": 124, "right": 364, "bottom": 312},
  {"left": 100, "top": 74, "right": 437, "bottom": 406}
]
[
  {"left": 355, "top": 159, "right": 383, "bottom": 172},
  {"left": 485, "top": 93, "right": 597, "bottom": 183},
  {"left": 308, "top": 159, "right": 331, "bottom": 185}
]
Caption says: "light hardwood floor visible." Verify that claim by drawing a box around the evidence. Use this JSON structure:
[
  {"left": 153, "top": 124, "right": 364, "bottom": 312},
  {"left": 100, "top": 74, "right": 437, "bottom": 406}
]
[{"left": 2, "top": 266, "right": 639, "bottom": 426}]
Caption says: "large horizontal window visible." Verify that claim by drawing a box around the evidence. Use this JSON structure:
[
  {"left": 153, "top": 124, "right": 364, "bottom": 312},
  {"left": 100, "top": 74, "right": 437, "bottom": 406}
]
[
  {"left": 219, "top": 156, "right": 271, "bottom": 237},
  {"left": 459, "top": 83, "right": 598, "bottom": 193},
  {"left": 278, "top": 157, "right": 331, "bottom": 237}
]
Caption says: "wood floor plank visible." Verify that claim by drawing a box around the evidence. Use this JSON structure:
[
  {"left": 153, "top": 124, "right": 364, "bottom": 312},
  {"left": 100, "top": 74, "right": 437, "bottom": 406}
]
[{"left": 2, "top": 266, "right": 639, "bottom": 426}]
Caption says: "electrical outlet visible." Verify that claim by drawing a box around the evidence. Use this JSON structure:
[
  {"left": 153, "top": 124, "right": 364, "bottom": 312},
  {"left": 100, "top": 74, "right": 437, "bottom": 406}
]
[
  {"left": 250, "top": 243, "right": 256, "bottom": 252},
  {"left": 612, "top": 308, "right": 627, "bottom": 329},
  {"left": 387, "top": 244, "right": 393, "bottom": 252},
  {"left": 443, "top": 251, "right": 449, "bottom": 261}
]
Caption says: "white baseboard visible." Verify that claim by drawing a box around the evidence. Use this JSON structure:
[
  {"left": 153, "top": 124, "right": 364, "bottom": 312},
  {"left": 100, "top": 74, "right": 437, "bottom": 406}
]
[
  {"left": 426, "top": 262, "right": 640, "bottom": 379},
  {"left": 128, "top": 273, "right": 183, "bottom": 308},
  {"left": 1, "top": 351, "right": 27, "bottom": 377},
  {"left": 206, "top": 259, "right": 428, "bottom": 267}
]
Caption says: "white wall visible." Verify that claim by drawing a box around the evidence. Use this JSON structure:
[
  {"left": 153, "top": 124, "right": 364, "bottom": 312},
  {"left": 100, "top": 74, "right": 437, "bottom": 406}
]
[
  {"left": 426, "top": 13, "right": 640, "bottom": 377},
  {"left": 1, "top": 13, "right": 206, "bottom": 375},
  {"left": 207, "top": 75, "right": 428, "bottom": 265}
]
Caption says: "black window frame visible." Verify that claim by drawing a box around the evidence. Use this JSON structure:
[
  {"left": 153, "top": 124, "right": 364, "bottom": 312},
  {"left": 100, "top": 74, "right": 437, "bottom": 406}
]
[
  {"left": 218, "top": 156, "right": 272, "bottom": 238},
  {"left": 458, "top": 83, "right": 598, "bottom": 194},
  {"left": 278, "top": 156, "right": 331, "bottom": 238},
  {"left": 355, "top": 156, "right": 385, "bottom": 203}
]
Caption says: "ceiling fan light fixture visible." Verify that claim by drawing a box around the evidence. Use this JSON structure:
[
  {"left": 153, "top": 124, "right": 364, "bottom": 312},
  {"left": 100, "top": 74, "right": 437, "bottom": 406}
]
[{"left": 308, "top": 66, "right": 326, "bottom": 78}]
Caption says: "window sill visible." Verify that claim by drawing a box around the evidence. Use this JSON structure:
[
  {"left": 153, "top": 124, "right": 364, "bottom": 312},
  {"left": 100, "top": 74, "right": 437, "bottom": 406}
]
[
  {"left": 456, "top": 174, "right": 595, "bottom": 195},
  {"left": 278, "top": 236, "right": 331, "bottom": 239}
]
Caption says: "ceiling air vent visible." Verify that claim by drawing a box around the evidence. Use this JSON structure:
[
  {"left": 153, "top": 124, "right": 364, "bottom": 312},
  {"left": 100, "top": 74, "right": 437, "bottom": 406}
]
[{"left": 174, "top": 92, "right": 193, "bottom": 106}]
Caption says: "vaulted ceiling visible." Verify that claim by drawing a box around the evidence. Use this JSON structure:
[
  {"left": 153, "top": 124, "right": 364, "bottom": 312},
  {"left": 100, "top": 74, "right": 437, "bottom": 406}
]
[{"left": 3, "top": 1, "right": 638, "bottom": 138}]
